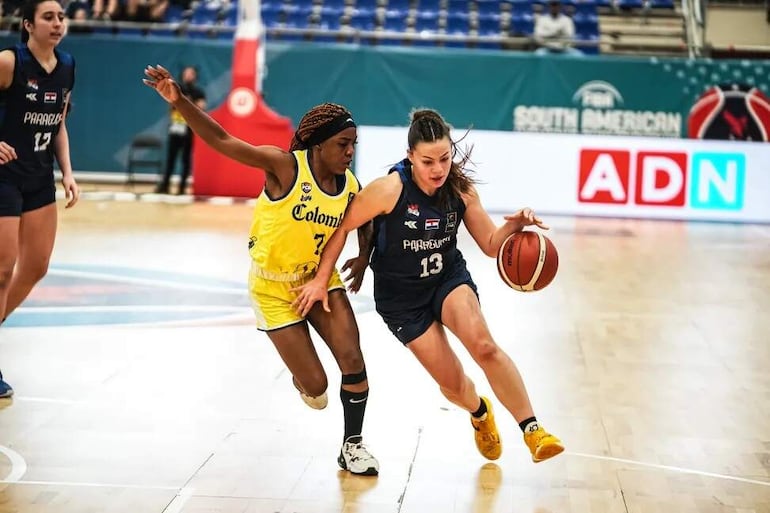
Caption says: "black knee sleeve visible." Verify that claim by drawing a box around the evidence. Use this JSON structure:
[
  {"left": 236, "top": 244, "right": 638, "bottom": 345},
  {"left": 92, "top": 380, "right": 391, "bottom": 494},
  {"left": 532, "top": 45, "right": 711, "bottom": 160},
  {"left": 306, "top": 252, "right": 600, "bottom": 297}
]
[{"left": 341, "top": 368, "right": 367, "bottom": 385}]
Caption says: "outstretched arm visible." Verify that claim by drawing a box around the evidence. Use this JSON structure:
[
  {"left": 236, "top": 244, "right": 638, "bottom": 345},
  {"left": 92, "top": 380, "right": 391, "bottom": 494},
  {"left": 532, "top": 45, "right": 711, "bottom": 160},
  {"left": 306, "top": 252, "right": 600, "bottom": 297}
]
[
  {"left": 462, "top": 185, "right": 549, "bottom": 258},
  {"left": 143, "top": 65, "right": 293, "bottom": 179}
]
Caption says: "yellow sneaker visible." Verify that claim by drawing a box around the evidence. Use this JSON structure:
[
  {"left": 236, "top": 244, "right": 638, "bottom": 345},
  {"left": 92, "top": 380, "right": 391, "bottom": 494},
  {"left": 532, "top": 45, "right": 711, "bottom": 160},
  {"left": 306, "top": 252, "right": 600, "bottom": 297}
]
[
  {"left": 470, "top": 397, "right": 502, "bottom": 461},
  {"left": 523, "top": 426, "right": 564, "bottom": 463}
]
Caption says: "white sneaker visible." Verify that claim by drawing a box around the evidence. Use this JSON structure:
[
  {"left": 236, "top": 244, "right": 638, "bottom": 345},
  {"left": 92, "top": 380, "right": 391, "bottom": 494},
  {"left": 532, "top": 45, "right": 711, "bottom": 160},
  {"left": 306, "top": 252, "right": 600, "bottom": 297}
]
[
  {"left": 337, "top": 438, "right": 379, "bottom": 476},
  {"left": 292, "top": 376, "right": 328, "bottom": 410}
]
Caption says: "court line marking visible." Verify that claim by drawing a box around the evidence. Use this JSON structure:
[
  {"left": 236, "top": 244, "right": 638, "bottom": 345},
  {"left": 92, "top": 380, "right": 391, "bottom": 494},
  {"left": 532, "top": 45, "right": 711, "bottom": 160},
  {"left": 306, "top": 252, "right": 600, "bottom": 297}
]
[
  {"left": 47, "top": 269, "right": 245, "bottom": 295},
  {"left": 163, "top": 486, "right": 195, "bottom": 513},
  {"left": 0, "top": 478, "right": 181, "bottom": 490},
  {"left": 15, "top": 305, "right": 252, "bottom": 314},
  {"left": 568, "top": 451, "right": 770, "bottom": 487},
  {"left": 0, "top": 445, "right": 27, "bottom": 482}
]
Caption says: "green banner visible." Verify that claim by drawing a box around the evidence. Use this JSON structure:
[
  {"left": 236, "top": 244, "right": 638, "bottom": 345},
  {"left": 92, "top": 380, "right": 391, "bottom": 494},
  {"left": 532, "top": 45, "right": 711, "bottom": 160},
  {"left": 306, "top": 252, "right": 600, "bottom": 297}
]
[{"left": 2, "top": 34, "right": 768, "bottom": 174}]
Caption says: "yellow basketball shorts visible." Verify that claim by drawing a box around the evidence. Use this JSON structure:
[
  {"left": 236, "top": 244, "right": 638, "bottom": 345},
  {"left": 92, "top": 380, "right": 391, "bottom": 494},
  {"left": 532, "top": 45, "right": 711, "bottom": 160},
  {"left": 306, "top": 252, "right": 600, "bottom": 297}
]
[{"left": 248, "top": 263, "right": 345, "bottom": 331}]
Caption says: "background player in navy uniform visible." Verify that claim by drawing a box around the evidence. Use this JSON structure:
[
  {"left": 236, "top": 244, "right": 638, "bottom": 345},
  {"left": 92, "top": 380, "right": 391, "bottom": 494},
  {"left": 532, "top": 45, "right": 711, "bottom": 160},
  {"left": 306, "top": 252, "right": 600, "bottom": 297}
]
[
  {"left": 294, "top": 109, "right": 564, "bottom": 464},
  {"left": 0, "top": 0, "right": 79, "bottom": 398}
]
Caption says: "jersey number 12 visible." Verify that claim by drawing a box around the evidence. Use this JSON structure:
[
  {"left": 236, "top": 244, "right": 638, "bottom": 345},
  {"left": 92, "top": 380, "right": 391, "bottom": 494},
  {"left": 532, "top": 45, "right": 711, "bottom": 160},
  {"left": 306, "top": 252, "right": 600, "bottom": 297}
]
[{"left": 34, "top": 132, "right": 52, "bottom": 152}]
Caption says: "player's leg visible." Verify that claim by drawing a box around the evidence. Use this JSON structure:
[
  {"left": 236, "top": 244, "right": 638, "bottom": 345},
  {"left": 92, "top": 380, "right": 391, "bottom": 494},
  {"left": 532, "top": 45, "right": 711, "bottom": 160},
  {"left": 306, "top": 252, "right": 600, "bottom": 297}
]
[
  {"left": 441, "top": 284, "right": 564, "bottom": 463},
  {"left": 0, "top": 206, "right": 20, "bottom": 399},
  {"left": 3, "top": 198, "right": 57, "bottom": 319},
  {"left": 266, "top": 321, "right": 329, "bottom": 406},
  {"left": 157, "top": 134, "right": 180, "bottom": 194},
  {"left": 177, "top": 134, "right": 192, "bottom": 195},
  {"left": 249, "top": 269, "right": 330, "bottom": 408},
  {"left": 307, "top": 287, "right": 378, "bottom": 476},
  {"left": 406, "top": 320, "right": 501, "bottom": 460}
]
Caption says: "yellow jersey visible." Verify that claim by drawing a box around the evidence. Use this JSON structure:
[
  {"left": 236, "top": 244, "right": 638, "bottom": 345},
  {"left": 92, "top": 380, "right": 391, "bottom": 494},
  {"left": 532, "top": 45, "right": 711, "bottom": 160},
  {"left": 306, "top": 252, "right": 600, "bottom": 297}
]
[{"left": 248, "top": 150, "right": 360, "bottom": 280}]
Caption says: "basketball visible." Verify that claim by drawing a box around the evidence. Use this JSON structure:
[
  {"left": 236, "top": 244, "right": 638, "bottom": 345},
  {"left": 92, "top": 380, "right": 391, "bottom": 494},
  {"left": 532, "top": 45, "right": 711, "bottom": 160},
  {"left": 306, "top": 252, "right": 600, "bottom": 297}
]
[{"left": 497, "top": 231, "right": 558, "bottom": 292}]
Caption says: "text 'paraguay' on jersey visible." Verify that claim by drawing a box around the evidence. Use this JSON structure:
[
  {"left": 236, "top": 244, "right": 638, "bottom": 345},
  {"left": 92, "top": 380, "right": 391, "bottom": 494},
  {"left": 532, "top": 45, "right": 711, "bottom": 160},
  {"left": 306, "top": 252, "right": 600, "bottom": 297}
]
[
  {"left": 0, "top": 44, "right": 75, "bottom": 178},
  {"left": 371, "top": 159, "right": 466, "bottom": 289}
]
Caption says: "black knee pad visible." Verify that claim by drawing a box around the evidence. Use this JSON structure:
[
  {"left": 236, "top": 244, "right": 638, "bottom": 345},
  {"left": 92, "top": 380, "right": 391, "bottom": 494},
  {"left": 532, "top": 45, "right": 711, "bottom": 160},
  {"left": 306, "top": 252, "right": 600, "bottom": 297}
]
[{"left": 341, "top": 368, "right": 367, "bottom": 385}]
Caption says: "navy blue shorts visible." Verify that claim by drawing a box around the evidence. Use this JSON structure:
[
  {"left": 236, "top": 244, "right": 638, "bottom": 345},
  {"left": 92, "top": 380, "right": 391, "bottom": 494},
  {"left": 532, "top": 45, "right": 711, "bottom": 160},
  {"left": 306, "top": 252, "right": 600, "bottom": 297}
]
[
  {"left": 0, "top": 174, "right": 56, "bottom": 217},
  {"left": 374, "top": 260, "right": 478, "bottom": 345}
]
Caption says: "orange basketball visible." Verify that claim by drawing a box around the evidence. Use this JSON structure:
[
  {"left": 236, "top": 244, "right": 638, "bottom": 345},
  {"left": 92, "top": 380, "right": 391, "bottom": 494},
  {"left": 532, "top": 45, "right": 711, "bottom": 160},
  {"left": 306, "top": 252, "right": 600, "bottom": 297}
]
[{"left": 497, "top": 231, "right": 558, "bottom": 292}]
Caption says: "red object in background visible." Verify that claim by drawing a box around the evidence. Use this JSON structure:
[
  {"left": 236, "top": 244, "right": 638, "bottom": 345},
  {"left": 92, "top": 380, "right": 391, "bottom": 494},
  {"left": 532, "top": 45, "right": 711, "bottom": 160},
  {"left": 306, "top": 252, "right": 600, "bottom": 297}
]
[
  {"left": 688, "top": 83, "right": 770, "bottom": 142},
  {"left": 192, "top": 37, "right": 294, "bottom": 198}
]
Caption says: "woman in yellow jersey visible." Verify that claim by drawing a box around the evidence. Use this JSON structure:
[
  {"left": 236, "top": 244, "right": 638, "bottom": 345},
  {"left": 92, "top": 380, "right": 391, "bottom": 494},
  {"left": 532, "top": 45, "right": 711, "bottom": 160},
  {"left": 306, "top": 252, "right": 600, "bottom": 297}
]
[{"left": 143, "top": 65, "right": 378, "bottom": 476}]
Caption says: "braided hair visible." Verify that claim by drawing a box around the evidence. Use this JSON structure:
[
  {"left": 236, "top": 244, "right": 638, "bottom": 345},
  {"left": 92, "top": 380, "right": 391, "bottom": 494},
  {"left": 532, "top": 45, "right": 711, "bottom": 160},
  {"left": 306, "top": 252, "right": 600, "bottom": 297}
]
[
  {"left": 290, "top": 103, "right": 354, "bottom": 151},
  {"left": 408, "top": 109, "right": 477, "bottom": 208}
]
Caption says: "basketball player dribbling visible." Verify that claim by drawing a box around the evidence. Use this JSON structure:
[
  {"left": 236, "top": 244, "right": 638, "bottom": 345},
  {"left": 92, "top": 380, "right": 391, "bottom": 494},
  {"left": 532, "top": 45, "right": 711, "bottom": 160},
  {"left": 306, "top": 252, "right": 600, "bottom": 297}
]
[
  {"left": 143, "top": 65, "right": 379, "bottom": 475},
  {"left": 293, "top": 109, "right": 564, "bottom": 463}
]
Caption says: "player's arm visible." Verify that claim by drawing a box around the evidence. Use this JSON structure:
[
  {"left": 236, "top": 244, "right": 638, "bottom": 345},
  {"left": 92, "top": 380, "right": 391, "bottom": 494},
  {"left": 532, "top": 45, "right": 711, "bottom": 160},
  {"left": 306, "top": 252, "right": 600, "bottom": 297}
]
[
  {"left": 462, "top": 185, "right": 548, "bottom": 257},
  {"left": 143, "top": 65, "right": 294, "bottom": 182},
  {"left": 292, "top": 173, "right": 402, "bottom": 314},
  {"left": 55, "top": 95, "right": 80, "bottom": 208},
  {"left": 0, "top": 49, "right": 13, "bottom": 89},
  {"left": 0, "top": 50, "right": 17, "bottom": 165},
  {"left": 318, "top": 174, "right": 400, "bottom": 282}
]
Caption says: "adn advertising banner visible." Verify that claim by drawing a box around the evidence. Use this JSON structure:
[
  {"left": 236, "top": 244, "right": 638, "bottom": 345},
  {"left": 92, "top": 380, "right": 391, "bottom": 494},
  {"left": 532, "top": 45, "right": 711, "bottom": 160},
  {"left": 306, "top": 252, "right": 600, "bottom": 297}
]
[{"left": 358, "top": 126, "right": 770, "bottom": 223}]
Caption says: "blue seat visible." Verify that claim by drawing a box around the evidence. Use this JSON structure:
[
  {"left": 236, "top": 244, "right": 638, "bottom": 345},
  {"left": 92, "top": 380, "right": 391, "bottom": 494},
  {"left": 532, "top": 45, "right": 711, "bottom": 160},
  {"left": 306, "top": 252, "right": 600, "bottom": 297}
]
[
  {"left": 447, "top": 0, "right": 471, "bottom": 13},
  {"left": 417, "top": 0, "right": 441, "bottom": 13},
  {"left": 222, "top": 4, "right": 238, "bottom": 25},
  {"left": 445, "top": 12, "right": 469, "bottom": 34},
  {"left": 261, "top": 5, "right": 281, "bottom": 27},
  {"left": 349, "top": 9, "right": 376, "bottom": 30},
  {"left": 164, "top": 4, "right": 185, "bottom": 22},
  {"left": 323, "top": 0, "right": 347, "bottom": 10},
  {"left": 319, "top": 9, "right": 343, "bottom": 29},
  {"left": 477, "top": 13, "right": 501, "bottom": 35},
  {"left": 414, "top": 11, "right": 439, "bottom": 31},
  {"left": 285, "top": 8, "right": 311, "bottom": 27},
  {"left": 355, "top": 0, "right": 379, "bottom": 12},
  {"left": 191, "top": 3, "right": 220, "bottom": 25},
  {"left": 510, "top": 12, "right": 533, "bottom": 35},
  {"left": 476, "top": 0, "right": 502, "bottom": 15},
  {"left": 383, "top": 11, "right": 408, "bottom": 30},
  {"left": 386, "top": 0, "right": 411, "bottom": 12},
  {"left": 573, "top": 12, "right": 598, "bottom": 34},
  {"left": 575, "top": 32, "right": 599, "bottom": 53}
]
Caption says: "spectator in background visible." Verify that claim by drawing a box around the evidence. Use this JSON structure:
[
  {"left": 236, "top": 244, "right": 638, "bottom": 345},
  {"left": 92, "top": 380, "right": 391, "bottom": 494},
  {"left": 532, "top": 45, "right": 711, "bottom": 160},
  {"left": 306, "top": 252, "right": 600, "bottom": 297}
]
[
  {"left": 155, "top": 65, "right": 206, "bottom": 195},
  {"left": 66, "top": 1, "right": 94, "bottom": 33},
  {"left": 533, "top": 0, "right": 582, "bottom": 55},
  {"left": 124, "top": 0, "right": 168, "bottom": 22},
  {"left": 92, "top": 0, "right": 119, "bottom": 19},
  {"left": 0, "top": 0, "right": 24, "bottom": 29}
]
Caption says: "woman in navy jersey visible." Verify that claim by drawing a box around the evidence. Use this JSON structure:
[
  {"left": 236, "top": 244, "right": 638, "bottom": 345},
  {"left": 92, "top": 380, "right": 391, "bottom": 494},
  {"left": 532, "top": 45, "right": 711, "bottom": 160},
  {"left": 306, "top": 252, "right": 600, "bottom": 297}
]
[
  {"left": 293, "top": 109, "right": 564, "bottom": 464},
  {"left": 0, "top": 0, "right": 79, "bottom": 398}
]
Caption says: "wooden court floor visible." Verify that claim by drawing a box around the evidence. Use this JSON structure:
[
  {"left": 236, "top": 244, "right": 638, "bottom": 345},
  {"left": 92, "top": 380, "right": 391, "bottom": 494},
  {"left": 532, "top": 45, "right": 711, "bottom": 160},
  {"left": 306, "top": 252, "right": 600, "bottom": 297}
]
[{"left": 0, "top": 196, "right": 769, "bottom": 513}]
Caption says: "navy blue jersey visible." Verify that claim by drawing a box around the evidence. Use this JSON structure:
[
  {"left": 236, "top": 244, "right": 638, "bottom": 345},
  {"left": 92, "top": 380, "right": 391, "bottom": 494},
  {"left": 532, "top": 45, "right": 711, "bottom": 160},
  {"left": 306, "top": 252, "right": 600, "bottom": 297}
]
[
  {"left": 370, "top": 159, "right": 467, "bottom": 294},
  {"left": 0, "top": 44, "right": 75, "bottom": 178}
]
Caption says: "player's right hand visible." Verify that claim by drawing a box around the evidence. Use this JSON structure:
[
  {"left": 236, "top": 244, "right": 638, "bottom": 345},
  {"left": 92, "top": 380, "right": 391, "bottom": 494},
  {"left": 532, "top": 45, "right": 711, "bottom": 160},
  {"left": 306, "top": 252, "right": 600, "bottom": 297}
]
[
  {"left": 142, "top": 64, "right": 181, "bottom": 104},
  {"left": 291, "top": 278, "right": 331, "bottom": 317},
  {"left": 0, "top": 141, "right": 17, "bottom": 164}
]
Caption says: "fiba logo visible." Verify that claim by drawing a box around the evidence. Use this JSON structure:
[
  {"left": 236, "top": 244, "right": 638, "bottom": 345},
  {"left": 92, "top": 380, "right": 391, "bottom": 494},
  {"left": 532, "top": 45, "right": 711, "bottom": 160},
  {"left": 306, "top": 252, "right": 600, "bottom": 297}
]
[
  {"left": 572, "top": 81, "right": 624, "bottom": 109},
  {"left": 688, "top": 83, "right": 770, "bottom": 141},
  {"left": 228, "top": 87, "right": 258, "bottom": 118}
]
